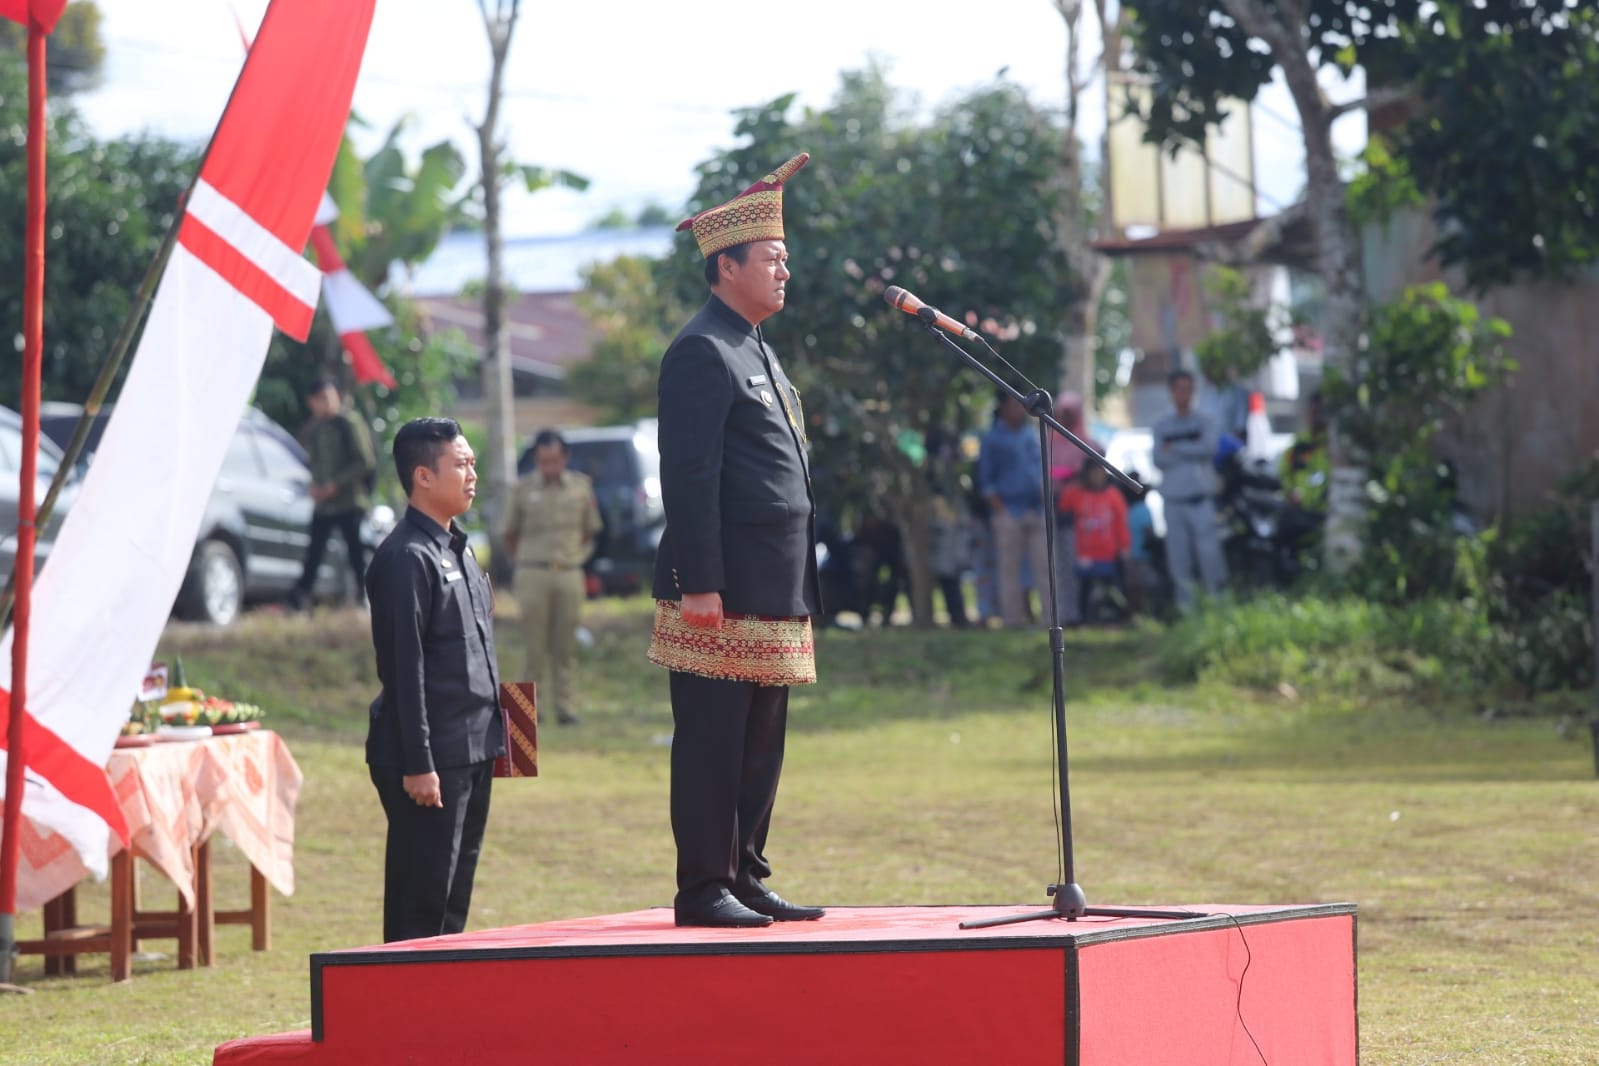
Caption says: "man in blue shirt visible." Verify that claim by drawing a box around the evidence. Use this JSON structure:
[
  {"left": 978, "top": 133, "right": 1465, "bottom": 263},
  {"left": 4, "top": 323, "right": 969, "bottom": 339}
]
[{"left": 979, "top": 393, "right": 1052, "bottom": 628}]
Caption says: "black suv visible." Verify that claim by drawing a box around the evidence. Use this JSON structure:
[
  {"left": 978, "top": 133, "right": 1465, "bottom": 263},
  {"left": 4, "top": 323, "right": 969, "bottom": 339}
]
[
  {"left": 516, "top": 419, "right": 662, "bottom": 596},
  {"left": 37, "top": 403, "right": 390, "bottom": 625}
]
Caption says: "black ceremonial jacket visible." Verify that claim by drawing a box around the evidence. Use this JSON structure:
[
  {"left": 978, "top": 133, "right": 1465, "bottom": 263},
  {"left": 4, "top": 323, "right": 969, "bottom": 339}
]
[
  {"left": 365, "top": 507, "right": 505, "bottom": 774},
  {"left": 652, "top": 294, "right": 822, "bottom": 619}
]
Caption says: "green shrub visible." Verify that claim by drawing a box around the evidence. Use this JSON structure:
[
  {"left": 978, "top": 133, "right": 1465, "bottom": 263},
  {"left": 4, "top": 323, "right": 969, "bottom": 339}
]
[
  {"left": 1321, "top": 283, "right": 1514, "bottom": 603},
  {"left": 1156, "top": 590, "right": 1586, "bottom": 704}
]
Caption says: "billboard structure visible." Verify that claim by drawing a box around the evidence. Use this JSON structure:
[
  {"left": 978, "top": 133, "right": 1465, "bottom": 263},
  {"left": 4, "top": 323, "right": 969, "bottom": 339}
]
[{"left": 1105, "top": 72, "right": 1258, "bottom": 232}]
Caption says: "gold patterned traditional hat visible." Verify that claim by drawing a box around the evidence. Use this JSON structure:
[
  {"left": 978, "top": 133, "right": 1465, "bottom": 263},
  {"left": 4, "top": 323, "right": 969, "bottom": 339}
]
[{"left": 678, "top": 152, "right": 810, "bottom": 258}]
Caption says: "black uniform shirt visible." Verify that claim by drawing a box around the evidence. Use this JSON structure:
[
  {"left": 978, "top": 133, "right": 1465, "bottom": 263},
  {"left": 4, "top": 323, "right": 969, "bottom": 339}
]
[{"left": 365, "top": 506, "right": 504, "bottom": 774}]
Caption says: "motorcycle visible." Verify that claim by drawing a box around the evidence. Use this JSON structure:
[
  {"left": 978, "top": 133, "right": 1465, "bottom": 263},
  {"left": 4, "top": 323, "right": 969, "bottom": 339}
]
[{"left": 1215, "top": 449, "right": 1320, "bottom": 590}]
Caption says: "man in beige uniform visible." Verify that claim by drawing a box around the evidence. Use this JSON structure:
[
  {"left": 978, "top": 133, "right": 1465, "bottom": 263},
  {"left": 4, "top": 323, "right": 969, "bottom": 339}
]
[{"left": 504, "top": 429, "right": 601, "bottom": 726}]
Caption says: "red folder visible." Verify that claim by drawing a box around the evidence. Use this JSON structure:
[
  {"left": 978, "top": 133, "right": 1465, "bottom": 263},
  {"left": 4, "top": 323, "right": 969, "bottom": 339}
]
[{"left": 493, "top": 681, "right": 538, "bottom": 778}]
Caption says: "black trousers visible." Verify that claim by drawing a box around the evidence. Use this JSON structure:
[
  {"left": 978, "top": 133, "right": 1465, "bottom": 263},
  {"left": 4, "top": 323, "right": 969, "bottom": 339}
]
[
  {"left": 369, "top": 761, "right": 494, "bottom": 943},
  {"left": 295, "top": 508, "right": 367, "bottom": 599},
  {"left": 937, "top": 574, "right": 970, "bottom": 628},
  {"left": 668, "top": 671, "right": 788, "bottom": 908}
]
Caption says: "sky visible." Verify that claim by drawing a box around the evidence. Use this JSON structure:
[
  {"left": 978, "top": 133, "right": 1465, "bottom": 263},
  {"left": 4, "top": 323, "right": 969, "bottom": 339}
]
[{"left": 73, "top": 0, "right": 1366, "bottom": 239}]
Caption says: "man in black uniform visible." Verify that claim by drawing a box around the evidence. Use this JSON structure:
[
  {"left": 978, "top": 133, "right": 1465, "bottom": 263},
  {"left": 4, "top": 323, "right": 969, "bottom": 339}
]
[
  {"left": 648, "top": 152, "right": 825, "bottom": 929},
  {"left": 365, "top": 417, "right": 505, "bottom": 943}
]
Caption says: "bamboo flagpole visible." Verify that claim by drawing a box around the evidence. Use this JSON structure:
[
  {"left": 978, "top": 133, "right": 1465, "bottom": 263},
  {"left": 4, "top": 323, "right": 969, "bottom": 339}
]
[{"left": 0, "top": 12, "right": 50, "bottom": 991}]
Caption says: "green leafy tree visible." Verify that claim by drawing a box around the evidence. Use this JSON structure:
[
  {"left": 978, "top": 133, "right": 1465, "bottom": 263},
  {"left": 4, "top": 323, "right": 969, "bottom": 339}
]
[
  {"left": 652, "top": 66, "right": 1072, "bottom": 626},
  {"left": 1193, "top": 266, "right": 1277, "bottom": 387},
  {"left": 1125, "top": 0, "right": 1415, "bottom": 572},
  {"left": 0, "top": 1, "right": 106, "bottom": 94},
  {"left": 568, "top": 255, "right": 684, "bottom": 422},
  {"left": 258, "top": 120, "right": 479, "bottom": 499},
  {"left": 323, "top": 117, "right": 471, "bottom": 292},
  {"left": 1126, "top": 0, "right": 1599, "bottom": 570},
  {"left": 1321, "top": 283, "right": 1514, "bottom": 601},
  {"left": 1092, "top": 257, "right": 1132, "bottom": 403},
  {"left": 0, "top": 64, "right": 196, "bottom": 408},
  {"left": 1396, "top": 3, "right": 1599, "bottom": 287},
  {"left": 634, "top": 202, "right": 675, "bottom": 229},
  {"left": 586, "top": 206, "right": 632, "bottom": 231}
]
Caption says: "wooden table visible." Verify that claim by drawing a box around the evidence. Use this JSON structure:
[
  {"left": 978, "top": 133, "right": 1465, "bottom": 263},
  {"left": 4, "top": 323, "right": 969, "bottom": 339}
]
[{"left": 15, "top": 729, "right": 302, "bottom": 981}]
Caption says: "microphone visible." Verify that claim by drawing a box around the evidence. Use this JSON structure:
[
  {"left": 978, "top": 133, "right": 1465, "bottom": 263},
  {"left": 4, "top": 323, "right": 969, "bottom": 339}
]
[{"left": 883, "top": 285, "right": 978, "bottom": 340}]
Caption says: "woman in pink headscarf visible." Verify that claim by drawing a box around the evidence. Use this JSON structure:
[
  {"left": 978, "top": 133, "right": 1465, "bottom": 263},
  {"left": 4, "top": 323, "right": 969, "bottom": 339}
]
[
  {"left": 1049, "top": 391, "right": 1102, "bottom": 484},
  {"left": 1050, "top": 391, "right": 1103, "bottom": 625}
]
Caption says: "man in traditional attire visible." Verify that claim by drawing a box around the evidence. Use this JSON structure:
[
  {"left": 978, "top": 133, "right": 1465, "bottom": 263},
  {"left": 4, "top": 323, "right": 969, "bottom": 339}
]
[{"left": 648, "top": 152, "right": 826, "bottom": 929}]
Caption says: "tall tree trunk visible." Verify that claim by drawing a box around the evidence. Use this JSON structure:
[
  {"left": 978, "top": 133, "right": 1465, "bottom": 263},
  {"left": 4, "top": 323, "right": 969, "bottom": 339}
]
[
  {"left": 1221, "top": 0, "right": 1368, "bottom": 571},
  {"left": 893, "top": 482, "right": 936, "bottom": 629},
  {"left": 1053, "top": 0, "right": 1102, "bottom": 423},
  {"left": 476, "top": 0, "right": 519, "bottom": 582}
]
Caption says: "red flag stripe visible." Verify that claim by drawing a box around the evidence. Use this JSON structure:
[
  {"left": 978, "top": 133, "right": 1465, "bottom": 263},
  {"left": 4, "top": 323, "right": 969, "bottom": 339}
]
[
  {"left": 198, "top": 0, "right": 373, "bottom": 252},
  {"left": 342, "top": 330, "right": 397, "bottom": 389},
  {"left": 179, "top": 178, "right": 320, "bottom": 338},
  {"left": 0, "top": 692, "right": 129, "bottom": 846},
  {"left": 178, "top": 216, "right": 315, "bottom": 342},
  {"left": 308, "top": 225, "right": 348, "bottom": 273}
]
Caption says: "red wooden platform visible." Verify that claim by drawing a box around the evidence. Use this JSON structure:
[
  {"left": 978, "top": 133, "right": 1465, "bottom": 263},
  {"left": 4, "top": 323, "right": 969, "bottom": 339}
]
[{"left": 214, "top": 903, "right": 1357, "bottom": 1065}]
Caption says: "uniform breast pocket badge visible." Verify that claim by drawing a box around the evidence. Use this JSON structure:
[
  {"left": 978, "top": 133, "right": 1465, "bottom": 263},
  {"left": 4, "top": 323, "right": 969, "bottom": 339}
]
[{"left": 759, "top": 389, "right": 775, "bottom": 408}]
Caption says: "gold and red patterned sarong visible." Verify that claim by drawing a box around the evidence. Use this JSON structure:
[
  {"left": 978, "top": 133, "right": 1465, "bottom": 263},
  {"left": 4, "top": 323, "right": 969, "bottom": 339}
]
[{"left": 648, "top": 599, "right": 817, "bottom": 686}]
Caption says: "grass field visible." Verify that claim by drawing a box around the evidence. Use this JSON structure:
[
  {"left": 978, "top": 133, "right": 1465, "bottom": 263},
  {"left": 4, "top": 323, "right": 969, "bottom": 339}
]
[{"left": 6, "top": 597, "right": 1599, "bottom": 1064}]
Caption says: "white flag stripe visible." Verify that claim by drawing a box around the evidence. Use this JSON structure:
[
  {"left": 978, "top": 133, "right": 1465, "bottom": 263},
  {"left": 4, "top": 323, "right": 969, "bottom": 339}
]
[
  {"left": 187, "top": 179, "right": 321, "bottom": 311},
  {"left": 0, "top": 774, "right": 110, "bottom": 909},
  {"left": 315, "top": 191, "right": 340, "bottom": 226},
  {"left": 0, "top": 247, "right": 275, "bottom": 905},
  {"left": 321, "top": 268, "right": 393, "bottom": 334}
]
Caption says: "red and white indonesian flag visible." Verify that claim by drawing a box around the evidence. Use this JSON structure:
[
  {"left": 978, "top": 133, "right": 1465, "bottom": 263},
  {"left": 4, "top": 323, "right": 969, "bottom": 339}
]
[
  {"left": 0, "top": 0, "right": 378, "bottom": 908},
  {"left": 311, "top": 195, "right": 398, "bottom": 388}
]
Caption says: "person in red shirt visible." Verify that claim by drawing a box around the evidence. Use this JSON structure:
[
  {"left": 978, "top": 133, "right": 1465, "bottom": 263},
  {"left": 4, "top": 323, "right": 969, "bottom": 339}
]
[{"left": 1056, "top": 459, "right": 1130, "bottom": 624}]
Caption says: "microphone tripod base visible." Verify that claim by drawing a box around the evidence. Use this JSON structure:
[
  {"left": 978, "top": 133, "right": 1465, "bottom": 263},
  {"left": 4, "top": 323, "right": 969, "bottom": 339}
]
[{"left": 959, "top": 884, "right": 1208, "bottom": 930}]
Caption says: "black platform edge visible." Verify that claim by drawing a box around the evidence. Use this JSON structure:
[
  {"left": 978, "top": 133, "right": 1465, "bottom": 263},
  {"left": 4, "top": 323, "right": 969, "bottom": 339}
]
[
  {"left": 1064, "top": 941, "right": 1082, "bottom": 1066},
  {"left": 308, "top": 903, "right": 1357, "bottom": 1043}
]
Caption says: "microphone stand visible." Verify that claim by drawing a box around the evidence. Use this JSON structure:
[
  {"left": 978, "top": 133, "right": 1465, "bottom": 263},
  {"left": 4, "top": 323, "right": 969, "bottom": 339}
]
[{"left": 911, "top": 311, "right": 1204, "bottom": 929}]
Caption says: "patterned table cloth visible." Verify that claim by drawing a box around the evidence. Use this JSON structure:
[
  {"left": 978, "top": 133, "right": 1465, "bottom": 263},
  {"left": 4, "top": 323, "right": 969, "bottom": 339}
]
[{"left": 16, "top": 730, "right": 303, "bottom": 912}]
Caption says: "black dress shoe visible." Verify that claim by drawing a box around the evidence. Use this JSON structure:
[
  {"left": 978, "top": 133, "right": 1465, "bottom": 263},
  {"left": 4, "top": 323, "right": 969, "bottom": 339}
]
[
  {"left": 736, "top": 890, "right": 825, "bottom": 922},
  {"left": 674, "top": 893, "right": 774, "bottom": 929}
]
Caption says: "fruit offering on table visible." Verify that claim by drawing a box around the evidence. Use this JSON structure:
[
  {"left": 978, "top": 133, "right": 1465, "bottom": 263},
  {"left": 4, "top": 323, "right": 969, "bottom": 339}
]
[
  {"left": 162, "top": 656, "right": 203, "bottom": 702},
  {"left": 153, "top": 658, "right": 265, "bottom": 726},
  {"left": 164, "top": 695, "right": 267, "bottom": 727},
  {"left": 159, "top": 656, "right": 206, "bottom": 723},
  {"left": 122, "top": 700, "right": 163, "bottom": 736},
  {"left": 195, "top": 696, "right": 265, "bottom": 727}
]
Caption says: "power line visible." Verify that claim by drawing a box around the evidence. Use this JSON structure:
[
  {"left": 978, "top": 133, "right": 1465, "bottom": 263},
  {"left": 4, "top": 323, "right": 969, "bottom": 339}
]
[{"left": 1252, "top": 97, "right": 1302, "bottom": 136}]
